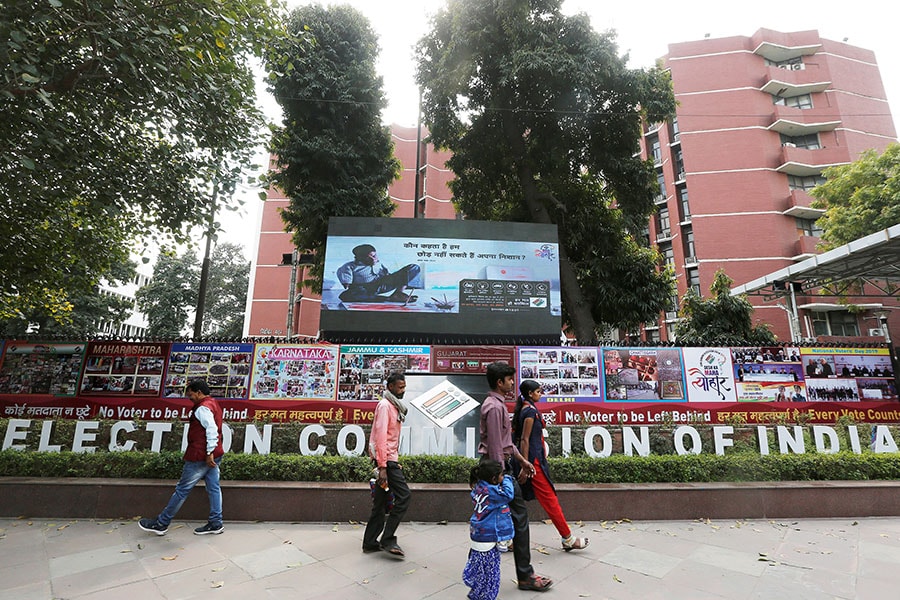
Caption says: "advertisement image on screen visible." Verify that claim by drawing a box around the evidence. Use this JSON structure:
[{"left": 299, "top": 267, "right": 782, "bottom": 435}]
[{"left": 319, "top": 217, "right": 561, "bottom": 340}]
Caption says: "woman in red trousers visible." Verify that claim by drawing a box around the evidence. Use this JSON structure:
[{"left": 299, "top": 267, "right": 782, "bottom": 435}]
[{"left": 513, "top": 379, "right": 588, "bottom": 552}]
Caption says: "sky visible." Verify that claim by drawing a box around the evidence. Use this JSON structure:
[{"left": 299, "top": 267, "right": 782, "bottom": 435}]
[{"left": 221, "top": 0, "right": 900, "bottom": 257}]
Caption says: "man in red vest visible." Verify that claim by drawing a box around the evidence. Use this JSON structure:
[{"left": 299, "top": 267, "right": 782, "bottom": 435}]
[{"left": 139, "top": 380, "right": 225, "bottom": 536}]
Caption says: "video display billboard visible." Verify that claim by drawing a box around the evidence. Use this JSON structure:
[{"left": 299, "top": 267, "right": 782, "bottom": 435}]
[{"left": 319, "top": 217, "right": 561, "bottom": 341}]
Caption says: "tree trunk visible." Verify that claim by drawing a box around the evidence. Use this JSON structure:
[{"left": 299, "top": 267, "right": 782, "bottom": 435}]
[{"left": 500, "top": 111, "right": 598, "bottom": 345}]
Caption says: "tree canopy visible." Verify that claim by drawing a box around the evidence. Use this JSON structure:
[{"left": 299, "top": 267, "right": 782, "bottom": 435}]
[
  {"left": 265, "top": 4, "right": 399, "bottom": 286},
  {"left": 1, "top": 0, "right": 282, "bottom": 321},
  {"left": 415, "top": 0, "right": 676, "bottom": 344},
  {"left": 136, "top": 251, "right": 200, "bottom": 339},
  {"left": 675, "top": 270, "right": 776, "bottom": 345},
  {"left": 810, "top": 143, "right": 900, "bottom": 249},
  {"left": 0, "top": 259, "right": 136, "bottom": 339},
  {"left": 135, "top": 243, "right": 249, "bottom": 339},
  {"left": 201, "top": 243, "right": 250, "bottom": 338}
]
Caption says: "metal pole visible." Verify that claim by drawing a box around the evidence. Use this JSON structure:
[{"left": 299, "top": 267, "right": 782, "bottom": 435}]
[
  {"left": 286, "top": 249, "right": 298, "bottom": 338},
  {"left": 788, "top": 282, "right": 801, "bottom": 342},
  {"left": 413, "top": 88, "right": 423, "bottom": 219},
  {"left": 193, "top": 184, "right": 218, "bottom": 340}
]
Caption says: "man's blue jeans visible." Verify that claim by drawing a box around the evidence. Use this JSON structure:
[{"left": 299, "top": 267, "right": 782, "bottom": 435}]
[{"left": 157, "top": 457, "right": 222, "bottom": 526}]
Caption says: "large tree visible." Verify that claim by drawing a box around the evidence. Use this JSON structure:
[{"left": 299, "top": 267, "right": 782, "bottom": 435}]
[
  {"left": 1, "top": 0, "right": 282, "bottom": 321},
  {"left": 0, "top": 260, "right": 137, "bottom": 338},
  {"left": 675, "top": 270, "right": 776, "bottom": 345},
  {"left": 416, "top": 0, "right": 676, "bottom": 344},
  {"left": 136, "top": 251, "right": 199, "bottom": 339},
  {"left": 810, "top": 143, "right": 900, "bottom": 249},
  {"left": 265, "top": 4, "right": 399, "bottom": 286},
  {"left": 201, "top": 242, "right": 250, "bottom": 338}
]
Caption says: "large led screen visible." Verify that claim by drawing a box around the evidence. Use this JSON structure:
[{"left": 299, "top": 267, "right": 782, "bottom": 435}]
[{"left": 319, "top": 217, "right": 561, "bottom": 340}]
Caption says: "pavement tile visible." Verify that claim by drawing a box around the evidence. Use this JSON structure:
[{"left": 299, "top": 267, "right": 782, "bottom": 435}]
[
  {"left": 1, "top": 516, "right": 897, "bottom": 599},
  {"left": 600, "top": 544, "right": 682, "bottom": 578},
  {"left": 48, "top": 543, "right": 137, "bottom": 579},
  {"left": 50, "top": 558, "right": 148, "bottom": 598},
  {"left": 688, "top": 542, "right": 769, "bottom": 577},
  {"left": 0, "top": 580, "right": 53, "bottom": 600},
  {"left": 231, "top": 542, "right": 316, "bottom": 579}
]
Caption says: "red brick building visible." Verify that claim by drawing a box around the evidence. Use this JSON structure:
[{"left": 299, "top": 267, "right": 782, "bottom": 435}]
[
  {"left": 243, "top": 124, "right": 456, "bottom": 339},
  {"left": 639, "top": 29, "right": 897, "bottom": 342}
]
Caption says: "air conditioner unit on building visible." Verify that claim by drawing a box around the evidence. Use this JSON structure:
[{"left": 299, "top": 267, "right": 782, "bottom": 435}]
[
  {"left": 869, "top": 327, "right": 884, "bottom": 336},
  {"left": 782, "top": 142, "right": 796, "bottom": 148},
  {"left": 790, "top": 63, "right": 803, "bottom": 70}
]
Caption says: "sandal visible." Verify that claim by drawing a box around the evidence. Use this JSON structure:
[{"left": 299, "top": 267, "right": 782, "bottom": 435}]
[
  {"left": 517, "top": 574, "right": 552, "bottom": 591},
  {"left": 562, "top": 536, "right": 589, "bottom": 551},
  {"left": 381, "top": 543, "right": 405, "bottom": 557}
]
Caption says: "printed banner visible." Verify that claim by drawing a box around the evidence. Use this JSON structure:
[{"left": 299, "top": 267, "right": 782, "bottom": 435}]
[
  {"left": 517, "top": 347, "right": 601, "bottom": 400},
  {"left": 0, "top": 342, "right": 86, "bottom": 396},
  {"left": 431, "top": 345, "right": 516, "bottom": 374},
  {"left": 682, "top": 347, "right": 737, "bottom": 402},
  {"left": 249, "top": 344, "right": 339, "bottom": 400},
  {"left": 78, "top": 341, "right": 170, "bottom": 396},
  {"left": 602, "top": 348, "right": 686, "bottom": 402},
  {"left": 164, "top": 343, "right": 255, "bottom": 399},
  {"left": 338, "top": 345, "right": 431, "bottom": 401}
]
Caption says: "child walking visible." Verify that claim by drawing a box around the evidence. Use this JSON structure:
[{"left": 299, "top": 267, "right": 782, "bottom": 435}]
[{"left": 463, "top": 459, "right": 514, "bottom": 600}]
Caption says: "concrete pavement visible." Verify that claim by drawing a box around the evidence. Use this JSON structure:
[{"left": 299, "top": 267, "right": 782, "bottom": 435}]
[{"left": 1, "top": 514, "right": 898, "bottom": 599}]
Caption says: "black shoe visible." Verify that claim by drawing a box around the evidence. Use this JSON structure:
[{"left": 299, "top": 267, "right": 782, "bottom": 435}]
[
  {"left": 194, "top": 522, "right": 224, "bottom": 535},
  {"left": 138, "top": 518, "right": 168, "bottom": 536},
  {"left": 362, "top": 544, "right": 381, "bottom": 553}
]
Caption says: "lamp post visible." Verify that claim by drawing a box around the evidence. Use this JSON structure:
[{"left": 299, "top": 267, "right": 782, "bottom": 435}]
[
  {"left": 284, "top": 250, "right": 298, "bottom": 339},
  {"left": 193, "top": 182, "right": 219, "bottom": 340}
]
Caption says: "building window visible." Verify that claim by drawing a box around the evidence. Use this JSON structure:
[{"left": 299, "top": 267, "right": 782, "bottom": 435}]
[
  {"left": 674, "top": 148, "right": 685, "bottom": 180},
  {"left": 796, "top": 217, "right": 824, "bottom": 237},
  {"left": 639, "top": 224, "right": 650, "bottom": 247},
  {"left": 669, "top": 118, "right": 680, "bottom": 142},
  {"left": 780, "top": 133, "right": 820, "bottom": 149},
  {"left": 811, "top": 311, "right": 860, "bottom": 337},
  {"left": 648, "top": 135, "right": 661, "bottom": 164},
  {"left": 765, "top": 56, "right": 803, "bottom": 70},
  {"left": 677, "top": 185, "right": 690, "bottom": 220},
  {"left": 655, "top": 168, "right": 665, "bottom": 202},
  {"left": 773, "top": 94, "right": 813, "bottom": 109},
  {"left": 659, "top": 242, "right": 674, "bottom": 269},
  {"left": 683, "top": 228, "right": 696, "bottom": 262},
  {"left": 666, "top": 322, "right": 677, "bottom": 341},
  {"left": 656, "top": 206, "right": 671, "bottom": 239},
  {"left": 687, "top": 267, "right": 701, "bottom": 296},
  {"left": 645, "top": 328, "right": 661, "bottom": 343},
  {"left": 788, "top": 174, "right": 826, "bottom": 191}
]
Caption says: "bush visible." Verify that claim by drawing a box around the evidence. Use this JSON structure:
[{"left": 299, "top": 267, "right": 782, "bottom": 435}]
[{"left": 3, "top": 449, "right": 900, "bottom": 484}]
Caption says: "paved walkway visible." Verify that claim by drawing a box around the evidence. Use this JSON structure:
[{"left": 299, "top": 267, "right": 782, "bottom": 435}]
[{"left": 1, "top": 514, "right": 897, "bottom": 599}]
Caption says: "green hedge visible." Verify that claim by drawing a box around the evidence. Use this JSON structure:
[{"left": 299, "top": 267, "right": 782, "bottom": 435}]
[{"left": 3, "top": 449, "right": 900, "bottom": 483}]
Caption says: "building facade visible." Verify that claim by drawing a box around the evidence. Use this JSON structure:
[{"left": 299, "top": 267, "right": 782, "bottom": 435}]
[
  {"left": 640, "top": 29, "right": 897, "bottom": 342},
  {"left": 243, "top": 124, "right": 456, "bottom": 339}
]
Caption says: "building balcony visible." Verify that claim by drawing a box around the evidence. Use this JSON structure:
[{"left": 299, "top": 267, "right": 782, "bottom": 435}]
[
  {"left": 760, "top": 66, "right": 830, "bottom": 98},
  {"left": 769, "top": 105, "right": 841, "bottom": 137},
  {"left": 776, "top": 144, "right": 848, "bottom": 176},
  {"left": 782, "top": 189, "right": 826, "bottom": 219},
  {"left": 752, "top": 40, "right": 821, "bottom": 63},
  {"left": 793, "top": 235, "right": 821, "bottom": 260}
]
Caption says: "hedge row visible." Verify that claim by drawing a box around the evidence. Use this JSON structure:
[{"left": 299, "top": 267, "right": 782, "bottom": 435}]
[{"left": 3, "top": 450, "right": 900, "bottom": 484}]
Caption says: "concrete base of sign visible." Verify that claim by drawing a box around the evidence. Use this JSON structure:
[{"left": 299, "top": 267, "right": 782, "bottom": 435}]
[{"left": 2, "top": 478, "right": 899, "bottom": 522}]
